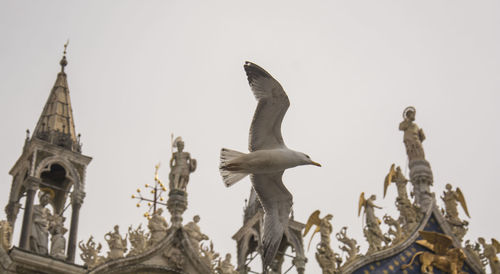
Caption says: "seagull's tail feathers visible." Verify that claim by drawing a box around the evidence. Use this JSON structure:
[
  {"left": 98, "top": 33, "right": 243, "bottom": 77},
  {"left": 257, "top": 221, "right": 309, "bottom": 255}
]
[{"left": 219, "top": 148, "right": 249, "bottom": 187}]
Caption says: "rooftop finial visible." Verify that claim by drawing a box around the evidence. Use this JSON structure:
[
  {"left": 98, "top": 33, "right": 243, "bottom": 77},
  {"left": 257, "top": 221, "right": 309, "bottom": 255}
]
[{"left": 60, "top": 40, "right": 69, "bottom": 72}]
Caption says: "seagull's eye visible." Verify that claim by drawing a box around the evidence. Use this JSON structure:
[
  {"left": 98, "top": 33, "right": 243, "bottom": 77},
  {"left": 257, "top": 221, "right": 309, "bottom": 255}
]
[{"left": 305, "top": 155, "right": 310, "bottom": 159}]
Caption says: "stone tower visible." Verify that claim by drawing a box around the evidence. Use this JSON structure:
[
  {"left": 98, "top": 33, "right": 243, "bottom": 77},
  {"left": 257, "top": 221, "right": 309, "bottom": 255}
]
[
  {"left": 4, "top": 47, "right": 92, "bottom": 263},
  {"left": 233, "top": 189, "right": 307, "bottom": 274}
]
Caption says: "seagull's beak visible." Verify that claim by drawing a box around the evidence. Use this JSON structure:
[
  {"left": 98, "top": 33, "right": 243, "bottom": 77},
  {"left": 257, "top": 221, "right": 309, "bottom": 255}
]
[{"left": 311, "top": 161, "right": 322, "bottom": 167}]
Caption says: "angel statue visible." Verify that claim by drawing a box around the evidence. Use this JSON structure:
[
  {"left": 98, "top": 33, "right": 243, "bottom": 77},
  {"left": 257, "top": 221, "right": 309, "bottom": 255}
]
[
  {"left": 442, "top": 183, "right": 470, "bottom": 223},
  {"left": 402, "top": 231, "right": 467, "bottom": 274},
  {"left": 104, "top": 225, "right": 127, "bottom": 260},
  {"left": 169, "top": 136, "right": 197, "bottom": 191},
  {"left": 304, "top": 210, "right": 334, "bottom": 249},
  {"left": 384, "top": 164, "right": 417, "bottom": 229},
  {"left": 383, "top": 164, "right": 409, "bottom": 200},
  {"left": 478, "top": 237, "right": 500, "bottom": 274},
  {"left": 304, "top": 210, "right": 341, "bottom": 273},
  {"left": 358, "top": 193, "right": 390, "bottom": 253}
]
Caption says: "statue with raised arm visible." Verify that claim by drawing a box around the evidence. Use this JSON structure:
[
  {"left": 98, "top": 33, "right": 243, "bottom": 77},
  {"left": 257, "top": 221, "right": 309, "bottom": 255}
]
[
  {"left": 30, "top": 188, "right": 53, "bottom": 255},
  {"left": 105, "top": 225, "right": 127, "bottom": 259},
  {"left": 148, "top": 208, "right": 168, "bottom": 246},
  {"left": 184, "top": 215, "right": 208, "bottom": 251},
  {"left": 169, "top": 137, "right": 197, "bottom": 191},
  {"left": 358, "top": 193, "right": 390, "bottom": 253}
]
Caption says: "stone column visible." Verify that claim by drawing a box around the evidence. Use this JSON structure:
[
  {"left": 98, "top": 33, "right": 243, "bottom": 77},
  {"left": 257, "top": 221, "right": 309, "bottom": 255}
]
[
  {"left": 167, "top": 189, "right": 188, "bottom": 228},
  {"left": 19, "top": 177, "right": 40, "bottom": 249},
  {"left": 66, "top": 190, "right": 85, "bottom": 262}
]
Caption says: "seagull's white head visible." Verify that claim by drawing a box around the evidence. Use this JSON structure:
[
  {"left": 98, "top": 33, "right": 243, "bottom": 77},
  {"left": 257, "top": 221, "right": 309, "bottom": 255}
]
[{"left": 297, "top": 152, "right": 321, "bottom": 167}]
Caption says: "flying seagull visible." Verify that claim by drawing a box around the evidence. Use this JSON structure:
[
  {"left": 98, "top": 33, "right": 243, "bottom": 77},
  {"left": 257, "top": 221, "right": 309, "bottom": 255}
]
[{"left": 219, "top": 61, "right": 321, "bottom": 270}]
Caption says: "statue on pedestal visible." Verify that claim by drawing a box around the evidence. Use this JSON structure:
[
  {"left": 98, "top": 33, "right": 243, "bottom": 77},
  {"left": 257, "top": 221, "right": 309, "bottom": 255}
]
[
  {"left": 169, "top": 137, "right": 197, "bottom": 191},
  {"left": 104, "top": 225, "right": 127, "bottom": 259},
  {"left": 148, "top": 208, "right": 168, "bottom": 246},
  {"left": 384, "top": 164, "right": 418, "bottom": 231},
  {"left": 399, "top": 106, "right": 433, "bottom": 210},
  {"left": 30, "top": 189, "right": 53, "bottom": 255}
]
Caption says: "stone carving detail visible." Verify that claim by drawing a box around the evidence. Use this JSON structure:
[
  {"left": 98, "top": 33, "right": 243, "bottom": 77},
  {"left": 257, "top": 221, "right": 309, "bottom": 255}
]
[
  {"left": 49, "top": 214, "right": 67, "bottom": 260},
  {"left": 441, "top": 183, "right": 470, "bottom": 241},
  {"left": 399, "top": 107, "right": 433, "bottom": 210},
  {"left": 402, "top": 231, "right": 467, "bottom": 274},
  {"left": 163, "top": 240, "right": 184, "bottom": 270},
  {"left": 384, "top": 164, "right": 419, "bottom": 231},
  {"left": 335, "top": 226, "right": 359, "bottom": 264},
  {"left": 127, "top": 224, "right": 149, "bottom": 257},
  {"left": 79, "top": 236, "right": 106, "bottom": 268},
  {"left": 358, "top": 193, "right": 390, "bottom": 254},
  {"left": 148, "top": 208, "right": 168, "bottom": 246},
  {"left": 479, "top": 237, "right": 500, "bottom": 274},
  {"left": 169, "top": 137, "right": 197, "bottom": 191},
  {"left": 200, "top": 241, "right": 219, "bottom": 271},
  {"left": 30, "top": 189, "right": 53, "bottom": 255},
  {"left": 216, "top": 253, "right": 238, "bottom": 274},
  {"left": 383, "top": 214, "right": 403, "bottom": 246},
  {"left": 0, "top": 220, "right": 13, "bottom": 251},
  {"left": 104, "top": 225, "right": 127, "bottom": 260},
  {"left": 184, "top": 215, "right": 208, "bottom": 252},
  {"left": 464, "top": 240, "right": 484, "bottom": 269},
  {"left": 304, "top": 210, "right": 341, "bottom": 273}
]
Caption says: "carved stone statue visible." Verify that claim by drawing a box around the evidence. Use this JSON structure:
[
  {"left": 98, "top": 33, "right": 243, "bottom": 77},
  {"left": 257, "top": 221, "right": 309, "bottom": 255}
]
[
  {"left": 464, "top": 240, "right": 484, "bottom": 268},
  {"left": 30, "top": 189, "right": 53, "bottom": 255},
  {"left": 441, "top": 183, "right": 470, "bottom": 241},
  {"left": 358, "top": 193, "right": 390, "bottom": 253},
  {"left": 169, "top": 137, "right": 197, "bottom": 191},
  {"left": 399, "top": 107, "right": 434, "bottom": 211},
  {"left": 79, "top": 236, "right": 106, "bottom": 268},
  {"left": 336, "top": 226, "right": 359, "bottom": 264},
  {"left": 384, "top": 164, "right": 418, "bottom": 231},
  {"left": 163, "top": 242, "right": 184, "bottom": 270},
  {"left": 104, "top": 225, "right": 127, "bottom": 260},
  {"left": 304, "top": 210, "right": 333, "bottom": 249},
  {"left": 184, "top": 215, "right": 208, "bottom": 250},
  {"left": 216, "top": 253, "right": 238, "bottom": 274},
  {"left": 49, "top": 214, "right": 67, "bottom": 260},
  {"left": 148, "top": 208, "right": 168, "bottom": 246},
  {"left": 0, "top": 220, "right": 12, "bottom": 251},
  {"left": 478, "top": 237, "right": 500, "bottom": 274},
  {"left": 127, "top": 224, "right": 149, "bottom": 257},
  {"left": 399, "top": 107, "right": 426, "bottom": 162}
]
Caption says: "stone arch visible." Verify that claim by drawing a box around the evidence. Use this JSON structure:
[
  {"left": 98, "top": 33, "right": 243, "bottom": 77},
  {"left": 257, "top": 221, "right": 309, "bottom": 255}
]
[{"left": 35, "top": 156, "right": 82, "bottom": 192}]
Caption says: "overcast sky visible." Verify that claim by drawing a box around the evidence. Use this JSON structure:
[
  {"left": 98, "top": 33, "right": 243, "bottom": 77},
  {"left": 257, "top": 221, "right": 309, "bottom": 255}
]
[{"left": 1, "top": 1, "right": 499, "bottom": 273}]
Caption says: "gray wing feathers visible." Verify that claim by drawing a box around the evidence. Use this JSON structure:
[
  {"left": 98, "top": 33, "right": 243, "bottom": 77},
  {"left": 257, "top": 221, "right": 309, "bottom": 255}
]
[
  {"left": 250, "top": 172, "right": 293, "bottom": 269},
  {"left": 244, "top": 62, "right": 290, "bottom": 152}
]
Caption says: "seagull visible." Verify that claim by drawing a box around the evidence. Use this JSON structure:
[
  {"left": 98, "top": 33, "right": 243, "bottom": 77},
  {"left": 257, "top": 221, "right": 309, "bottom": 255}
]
[{"left": 219, "top": 61, "right": 321, "bottom": 270}]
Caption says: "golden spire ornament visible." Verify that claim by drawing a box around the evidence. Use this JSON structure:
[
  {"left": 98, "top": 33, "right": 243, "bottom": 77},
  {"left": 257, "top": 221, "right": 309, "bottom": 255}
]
[{"left": 131, "top": 163, "right": 168, "bottom": 219}]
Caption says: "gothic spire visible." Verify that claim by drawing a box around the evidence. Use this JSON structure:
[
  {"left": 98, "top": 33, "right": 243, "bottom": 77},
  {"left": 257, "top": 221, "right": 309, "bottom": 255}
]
[{"left": 32, "top": 42, "right": 80, "bottom": 152}]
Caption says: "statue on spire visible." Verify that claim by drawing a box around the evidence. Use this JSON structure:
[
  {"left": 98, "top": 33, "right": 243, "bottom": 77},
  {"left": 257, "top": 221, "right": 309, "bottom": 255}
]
[
  {"left": 169, "top": 137, "right": 197, "bottom": 191},
  {"left": 399, "top": 106, "right": 426, "bottom": 162}
]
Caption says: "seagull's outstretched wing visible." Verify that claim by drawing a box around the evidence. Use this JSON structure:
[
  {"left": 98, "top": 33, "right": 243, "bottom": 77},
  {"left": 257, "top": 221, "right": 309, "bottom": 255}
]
[
  {"left": 251, "top": 172, "right": 292, "bottom": 269},
  {"left": 244, "top": 61, "right": 290, "bottom": 152}
]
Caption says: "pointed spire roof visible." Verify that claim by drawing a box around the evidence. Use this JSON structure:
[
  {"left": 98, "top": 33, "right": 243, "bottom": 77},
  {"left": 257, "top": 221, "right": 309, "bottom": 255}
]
[{"left": 33, "top": 42, "right": 80, "bottom": 152}]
